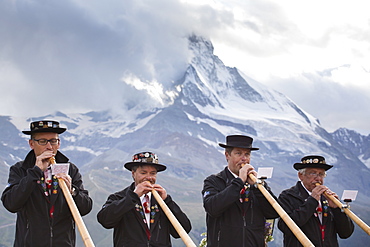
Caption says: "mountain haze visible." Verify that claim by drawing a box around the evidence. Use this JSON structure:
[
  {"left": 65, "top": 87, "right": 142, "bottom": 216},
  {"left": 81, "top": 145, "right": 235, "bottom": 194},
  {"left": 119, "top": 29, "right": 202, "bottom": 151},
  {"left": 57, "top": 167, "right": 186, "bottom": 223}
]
[{"left": 1, "top": 36, "right": 369, "bottom": 246}]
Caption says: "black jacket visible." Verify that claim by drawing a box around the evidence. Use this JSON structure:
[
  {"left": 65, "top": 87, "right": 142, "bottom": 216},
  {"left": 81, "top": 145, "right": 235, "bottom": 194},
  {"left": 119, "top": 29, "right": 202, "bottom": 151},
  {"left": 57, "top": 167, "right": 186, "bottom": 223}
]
[
  {"left": 278, "top": 181, "right": 354, "bottom": 247},
  {"left": 1, "top": 150, "right": 93, "bottom": 247},
  {"left": 202, "top": 167, "right": 279, "bottom": 247},
  {"left": 97, "top": 182, "right": 192, "bottom": 247}
]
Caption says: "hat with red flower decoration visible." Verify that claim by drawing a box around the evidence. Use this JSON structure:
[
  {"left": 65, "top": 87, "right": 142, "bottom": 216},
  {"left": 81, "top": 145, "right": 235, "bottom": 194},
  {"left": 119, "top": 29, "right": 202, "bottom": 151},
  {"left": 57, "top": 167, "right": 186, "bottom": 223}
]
[{"left": 124, "top": 152, "right": 166, "bottom": 172}]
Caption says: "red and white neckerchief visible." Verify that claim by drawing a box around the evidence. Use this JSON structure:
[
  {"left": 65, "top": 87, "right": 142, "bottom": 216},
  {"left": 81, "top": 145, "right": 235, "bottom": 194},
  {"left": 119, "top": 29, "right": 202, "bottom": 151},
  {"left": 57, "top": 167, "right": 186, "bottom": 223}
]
[
  {"left": 44, "top": 167, "right": 52, "bottom": 194},
  {"left": 43, "top": 167, "right": 55, "bottom": 218},
  {"left": 141, "top": 193, "right": 151, "bottom": 228},
  {"left": 317, "top": 203, "right": 326, "bottom": 243},
  {"left": 300, "top": 182, "right": 328, "bottom": 242},
  {"left": 316, "top": 200, "right": 323, "bottom": 223},
  {"left": 317, "top": 200, "right": 330, "bottom": 242}
]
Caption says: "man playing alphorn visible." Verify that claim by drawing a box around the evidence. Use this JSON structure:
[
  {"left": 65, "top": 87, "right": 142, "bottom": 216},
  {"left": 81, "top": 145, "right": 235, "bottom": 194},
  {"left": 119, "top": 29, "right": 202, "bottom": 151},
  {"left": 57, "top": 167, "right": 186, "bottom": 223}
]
[
  {"left": 97, "top": 151, "right": 192, "bottom": 247},
  {"left": 1, "top": 120, "right": 93, "bottom": 247},
  {"left": 278, "top": 155, "right": 354, "bottom": 246},
  {"left": 202, "top": 135, "right": 279, "bottom": 247}
]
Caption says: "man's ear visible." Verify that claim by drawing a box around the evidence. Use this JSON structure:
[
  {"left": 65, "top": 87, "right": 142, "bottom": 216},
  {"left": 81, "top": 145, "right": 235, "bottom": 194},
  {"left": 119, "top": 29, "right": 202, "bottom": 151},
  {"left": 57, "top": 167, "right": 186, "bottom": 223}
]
[
  {"left": 29, "top": 139, "right": 34, "bottom": 149},
  {"left": 225, "top": 151, "right": 230, "bottom": 162}
]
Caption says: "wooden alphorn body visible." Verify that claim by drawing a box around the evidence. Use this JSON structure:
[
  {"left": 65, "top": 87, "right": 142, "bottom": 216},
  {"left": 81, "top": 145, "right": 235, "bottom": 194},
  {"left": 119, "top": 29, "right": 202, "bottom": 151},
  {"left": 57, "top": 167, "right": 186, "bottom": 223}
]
[
  {"left": 316, "top": 183, "right": 370, "bottom": 235},
  {"left": 50, "top": 157, "right": 95, "bottom": 247},
  {"left": 151, "top": 189, "right": 196, "bottom": 247},
  {"left": 242, "top": 165, "right": 314, "bottom": 247}
]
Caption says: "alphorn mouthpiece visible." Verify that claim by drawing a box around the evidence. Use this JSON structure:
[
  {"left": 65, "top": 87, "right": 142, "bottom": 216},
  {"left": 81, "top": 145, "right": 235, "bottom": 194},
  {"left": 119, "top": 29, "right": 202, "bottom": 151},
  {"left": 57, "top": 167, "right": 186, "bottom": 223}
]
[{"left": 49, "top": 156, "right": 56, "bottom": 164}]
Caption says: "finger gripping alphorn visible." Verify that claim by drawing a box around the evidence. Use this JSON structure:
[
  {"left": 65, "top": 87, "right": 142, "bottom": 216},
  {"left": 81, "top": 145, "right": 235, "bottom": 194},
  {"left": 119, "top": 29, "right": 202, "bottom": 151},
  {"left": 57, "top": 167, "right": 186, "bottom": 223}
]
[
  {"left": 151, "top": 189, "right": 196, "bottom": 247},
  {"left": 49, "top": 157, "right": 95, "bottom": 246},
  {"left": 315, "top": 183, "right": 370, "bottom": 235},
  {"left": 242, "top": 164, "right": 314, "bottom": 247}
]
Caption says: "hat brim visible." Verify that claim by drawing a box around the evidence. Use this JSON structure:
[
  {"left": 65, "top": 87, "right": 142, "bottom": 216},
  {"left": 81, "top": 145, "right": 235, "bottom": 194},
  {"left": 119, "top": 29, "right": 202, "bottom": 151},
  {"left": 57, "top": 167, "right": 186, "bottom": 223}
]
[
  {"left": 124, "top": 162, "right": 167, "bottom": 172},
  {"left": 219, "top": 143, "right": 259, "bottom": 150},
  {"left": 22, "top": 128, "right": 66, "bottom": 135},
  {"left": 293, "top": 163, "right": 333, "bottom": 171}
]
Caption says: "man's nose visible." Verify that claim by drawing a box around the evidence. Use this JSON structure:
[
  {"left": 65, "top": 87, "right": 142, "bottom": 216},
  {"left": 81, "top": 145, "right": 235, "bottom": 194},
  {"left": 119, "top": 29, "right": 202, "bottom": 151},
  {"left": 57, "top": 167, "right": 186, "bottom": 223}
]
[
  {"left": 241, "top": 155, "right": 250, "bottom": 160},
  {"left": 45, "top": 142, "right": 53, "bottom": 148}
]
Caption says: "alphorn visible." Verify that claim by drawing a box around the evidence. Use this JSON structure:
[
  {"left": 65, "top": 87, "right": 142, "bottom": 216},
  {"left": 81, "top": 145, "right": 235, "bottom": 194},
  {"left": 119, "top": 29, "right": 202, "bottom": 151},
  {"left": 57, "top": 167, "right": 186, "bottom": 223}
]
[
  {"left": 316, "top": 183, "right": 370, "bottom": 235},
  {"left": 50, "top": 157, "right": 95, "bottom": 247},
  {"left": 150, "top": 188, "right": 196, "bottom": 247},
  {"left": 242, "top": 164, "right": 315, "bottom": 247}
]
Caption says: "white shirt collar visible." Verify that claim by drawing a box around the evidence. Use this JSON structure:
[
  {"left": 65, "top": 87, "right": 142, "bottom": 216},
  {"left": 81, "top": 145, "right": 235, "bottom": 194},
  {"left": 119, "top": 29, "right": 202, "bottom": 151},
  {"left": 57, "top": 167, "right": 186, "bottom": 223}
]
[
  {"left": 228, "top": 167, "right": 238, "bottom": 178},
  {"left": 300, "top": 181, "right": 312, "bottom": 195}
]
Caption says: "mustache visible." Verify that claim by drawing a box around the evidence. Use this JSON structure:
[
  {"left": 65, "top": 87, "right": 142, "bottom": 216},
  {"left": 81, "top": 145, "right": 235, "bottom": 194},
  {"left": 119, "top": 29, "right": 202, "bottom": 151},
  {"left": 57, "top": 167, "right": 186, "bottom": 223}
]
[{"left": 143, "top": 178, "right": 155, "bottom": 183}]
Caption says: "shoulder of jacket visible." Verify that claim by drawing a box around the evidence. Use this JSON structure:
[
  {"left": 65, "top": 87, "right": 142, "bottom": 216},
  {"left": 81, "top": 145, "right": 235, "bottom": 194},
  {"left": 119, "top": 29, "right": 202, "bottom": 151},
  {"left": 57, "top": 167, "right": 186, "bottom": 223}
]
[
  {"left": 11, "top": 160, "right": 29, "bottom": 174},
  {"left": 207, "top": 170, "right": 226, "bottom": 182},
  {"left": 12, "top": 160, "right": 24, "bottom": 168},
  {"left": 281, "top": 185, "right": 305, "bottom": 202}
]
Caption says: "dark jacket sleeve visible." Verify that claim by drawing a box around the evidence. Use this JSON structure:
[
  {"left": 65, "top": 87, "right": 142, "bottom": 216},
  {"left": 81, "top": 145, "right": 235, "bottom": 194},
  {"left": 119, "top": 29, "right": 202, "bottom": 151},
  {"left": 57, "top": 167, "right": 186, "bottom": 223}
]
[
  {"left": 1, "top": 163, "right": 42, "bottom": 213},
  {"left": 69, "top": 163, "right": 93, "bottom": 216},
  {"left": 164, "top": 195, "right": 192, "bottom": 238},
  {"left": 331, "top": 207, "right": 354, "bottom": 238},
  {"left": 202, "top": 175, "right": 244, "bottom": 217},
  {"left": 97, "top": 189, "right": 137, "bottom": 229}
]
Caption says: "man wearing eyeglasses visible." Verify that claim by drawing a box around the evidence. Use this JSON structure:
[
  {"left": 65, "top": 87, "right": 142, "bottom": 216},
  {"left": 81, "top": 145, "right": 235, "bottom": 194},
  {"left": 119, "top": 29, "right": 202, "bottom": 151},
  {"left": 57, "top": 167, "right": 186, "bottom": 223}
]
[
  {"left": 278, "top": 155, "right": 354, "bottom": 247},
  {"left": 1, "top": 120, "right": 93, "bottom": 247}
]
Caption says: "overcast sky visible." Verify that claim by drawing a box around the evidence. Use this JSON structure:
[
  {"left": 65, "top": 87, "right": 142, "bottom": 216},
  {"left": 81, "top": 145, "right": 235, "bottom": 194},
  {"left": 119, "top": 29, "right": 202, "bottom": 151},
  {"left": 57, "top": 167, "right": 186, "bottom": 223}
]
[{"left": 1, "top": 0, "right": 369, "bottom": 135}]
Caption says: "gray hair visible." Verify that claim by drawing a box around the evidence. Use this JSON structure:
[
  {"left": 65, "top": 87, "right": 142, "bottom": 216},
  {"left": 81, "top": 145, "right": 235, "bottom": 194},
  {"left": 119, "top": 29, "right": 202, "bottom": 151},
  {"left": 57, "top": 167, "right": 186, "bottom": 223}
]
[{"left": 298, "top": 168, "right": 306, "bottom": 175}]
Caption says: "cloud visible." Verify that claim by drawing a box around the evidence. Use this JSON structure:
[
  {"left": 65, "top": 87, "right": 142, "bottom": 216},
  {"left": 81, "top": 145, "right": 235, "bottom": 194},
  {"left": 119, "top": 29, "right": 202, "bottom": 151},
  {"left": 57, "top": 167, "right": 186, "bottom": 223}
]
[
  {"left": 265, "top": 68, "right": 370, "bottom": 134},
  {"left": 0, "top": 0, "right": 198, "bottom": 115},
  {"left": 0, "top": 0, "right": 247, "bottom": 116},
  {"left": 0, "top": 0, "right": 369, "bottom": 134},
  {"left": 204, "top": 0, "right": 370, "bottom": 134}
]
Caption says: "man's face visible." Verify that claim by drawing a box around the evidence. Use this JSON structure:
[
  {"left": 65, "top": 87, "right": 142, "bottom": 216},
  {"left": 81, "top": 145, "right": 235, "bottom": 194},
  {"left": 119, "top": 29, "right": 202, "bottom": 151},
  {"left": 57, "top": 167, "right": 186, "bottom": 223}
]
[
  {"left": 298, "top": 167, "right": 326, "bottom": 192},
  {"left": 226, "top": 147, "right": 251, "bottom": 176},
  {"left": 29, "top": 132, "right": 60, "bottom": 156},
  {"left": 132, "top": 165, "right": 158, "bottom": 186}
]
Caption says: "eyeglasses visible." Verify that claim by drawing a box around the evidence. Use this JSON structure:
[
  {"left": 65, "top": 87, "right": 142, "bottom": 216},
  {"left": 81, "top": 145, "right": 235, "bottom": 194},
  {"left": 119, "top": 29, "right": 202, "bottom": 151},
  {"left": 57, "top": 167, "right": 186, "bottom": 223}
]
[
  {"left": 306, "top": 172, "right": 327, "bottom": 178},
  {"left": 32, "top": 138, "right": 60, "bottom": 145}
]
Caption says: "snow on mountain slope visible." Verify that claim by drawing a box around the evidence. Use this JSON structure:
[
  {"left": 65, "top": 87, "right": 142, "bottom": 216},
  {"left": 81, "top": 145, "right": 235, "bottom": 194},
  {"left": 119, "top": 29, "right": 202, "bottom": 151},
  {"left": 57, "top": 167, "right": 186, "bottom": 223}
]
[{"left": 178, "top": 36, "right": 327, "bottom": 155}]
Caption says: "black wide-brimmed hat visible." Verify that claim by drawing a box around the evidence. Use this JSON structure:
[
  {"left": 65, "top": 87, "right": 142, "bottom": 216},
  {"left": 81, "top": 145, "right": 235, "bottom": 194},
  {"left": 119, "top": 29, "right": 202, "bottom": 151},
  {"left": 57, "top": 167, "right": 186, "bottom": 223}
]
[
  {"left": 124, "top": 152, "right": 167, "bottom": 172},
  {"left": 219, "top": 135, "right": 259, "bottom": 150},
  {"left": 293, "top": 155, "right": 333, "bottom": 171},
  {"left": 22, "top": 120, "right": 66, "bottom": 135}
]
